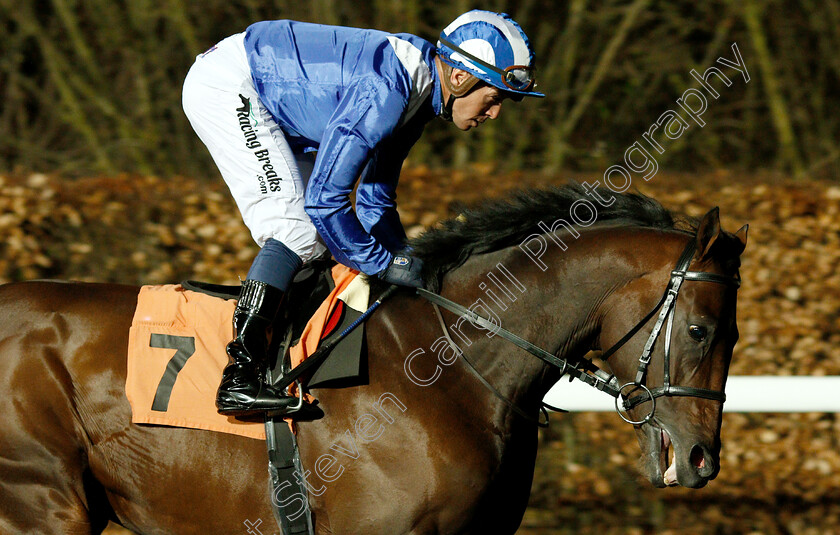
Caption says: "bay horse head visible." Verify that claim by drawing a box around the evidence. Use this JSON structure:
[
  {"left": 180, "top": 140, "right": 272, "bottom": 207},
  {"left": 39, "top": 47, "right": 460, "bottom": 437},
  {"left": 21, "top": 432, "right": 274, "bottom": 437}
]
[{"left": 595, "top": 206, "right": 748, "bottom": 488}]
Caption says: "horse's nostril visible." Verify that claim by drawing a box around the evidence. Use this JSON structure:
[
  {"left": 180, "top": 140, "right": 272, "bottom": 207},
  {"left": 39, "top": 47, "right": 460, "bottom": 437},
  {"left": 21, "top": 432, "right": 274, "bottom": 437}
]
[
  {"left": 691, "top": 444, "right": 716, "bottom": 478},
  {"left": 690, "top": 445, "right": 705, "bottom": 469}
]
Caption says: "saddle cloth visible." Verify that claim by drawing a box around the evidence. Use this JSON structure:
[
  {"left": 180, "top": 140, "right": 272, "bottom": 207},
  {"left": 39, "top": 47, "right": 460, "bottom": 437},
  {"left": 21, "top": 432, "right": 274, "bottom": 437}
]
[{"left": 125, "top": 265, "right": 366, "bottom": 440}]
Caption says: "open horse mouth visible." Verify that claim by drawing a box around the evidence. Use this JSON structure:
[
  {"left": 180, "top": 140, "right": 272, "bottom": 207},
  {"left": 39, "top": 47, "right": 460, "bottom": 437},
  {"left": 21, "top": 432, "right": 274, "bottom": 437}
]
[
  {"left": 655, "top": 427, "right": 714, "bottom": 488},
  {"left": 661, "top": 429, "right": 678, "bottom": 486}
]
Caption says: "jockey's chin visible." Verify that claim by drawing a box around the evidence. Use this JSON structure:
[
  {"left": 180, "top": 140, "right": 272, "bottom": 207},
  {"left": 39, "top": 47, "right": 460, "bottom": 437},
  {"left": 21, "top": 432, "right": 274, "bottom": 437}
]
[{"left": 456, "top": 118, "right": 484, "bottom": 131}]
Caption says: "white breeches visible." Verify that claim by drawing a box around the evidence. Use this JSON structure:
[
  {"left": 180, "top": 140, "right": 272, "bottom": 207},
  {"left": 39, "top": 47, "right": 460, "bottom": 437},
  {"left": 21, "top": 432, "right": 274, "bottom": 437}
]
[{"left": 182, "top": 32, "right": 326, "bottom": 262}]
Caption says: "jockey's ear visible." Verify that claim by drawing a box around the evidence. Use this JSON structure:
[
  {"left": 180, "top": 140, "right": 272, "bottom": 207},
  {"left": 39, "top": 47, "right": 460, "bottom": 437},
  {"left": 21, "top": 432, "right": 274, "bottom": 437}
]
[
  {"left": 450, "top": 68, "right": 471, "bottom": 86},
  {"left": 448, "top": 67, "right": 480, "bottom": 97}
]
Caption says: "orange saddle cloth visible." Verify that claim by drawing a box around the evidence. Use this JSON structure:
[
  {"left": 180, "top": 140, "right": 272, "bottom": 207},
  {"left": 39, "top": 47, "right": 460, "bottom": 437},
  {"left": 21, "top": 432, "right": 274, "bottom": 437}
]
[{"left": 125, "top": 265, "right": 364, "bottom": 441}]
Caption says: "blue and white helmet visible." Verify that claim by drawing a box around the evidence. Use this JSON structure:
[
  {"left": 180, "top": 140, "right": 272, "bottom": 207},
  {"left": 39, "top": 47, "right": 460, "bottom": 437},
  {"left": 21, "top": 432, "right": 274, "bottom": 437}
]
[{"left": 437, "top": 10, "right": 544, "bottom": 98}]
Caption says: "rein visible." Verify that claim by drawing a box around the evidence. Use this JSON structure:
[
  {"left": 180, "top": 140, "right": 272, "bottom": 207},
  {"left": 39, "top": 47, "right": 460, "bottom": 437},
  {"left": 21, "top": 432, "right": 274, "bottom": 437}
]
[
  {"left": 418, "top": 288, "right": 618, "bottom": 428},
  {"left": 429, "top": 302, "right": 551, "bottom": 427},
  {"left": 417, "top": 289, "right": 620, "bottom": 396}
]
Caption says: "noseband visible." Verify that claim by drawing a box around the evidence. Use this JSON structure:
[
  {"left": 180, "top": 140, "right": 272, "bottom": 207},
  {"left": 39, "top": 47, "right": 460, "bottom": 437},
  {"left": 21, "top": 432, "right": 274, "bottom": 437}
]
[{"left": 417, "top": 232, "right": 740, "bottom": 427}]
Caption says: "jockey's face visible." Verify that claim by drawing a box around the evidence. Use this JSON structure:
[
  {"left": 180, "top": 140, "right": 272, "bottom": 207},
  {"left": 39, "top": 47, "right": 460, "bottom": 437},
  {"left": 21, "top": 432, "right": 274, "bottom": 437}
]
[
  {"left": 451, "top": 84, "right": 505, "bottom": 130},
  {"left": 448, "top": 69, "right": 506, "bottom": 131}
]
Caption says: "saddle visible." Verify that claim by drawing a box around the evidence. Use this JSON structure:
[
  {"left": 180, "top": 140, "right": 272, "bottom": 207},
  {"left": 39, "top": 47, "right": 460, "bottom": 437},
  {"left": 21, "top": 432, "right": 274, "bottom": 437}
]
[
  {"left": 183, "top": 256, "right": 370, "bottom": 392},
  {"left": 126, "top": 258, "right": 370, "bottom": 535}
]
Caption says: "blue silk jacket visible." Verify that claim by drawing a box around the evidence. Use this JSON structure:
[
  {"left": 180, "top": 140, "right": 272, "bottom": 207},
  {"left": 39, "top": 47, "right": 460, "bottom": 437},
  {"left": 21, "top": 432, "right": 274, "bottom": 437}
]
[{"left": 244, "top": 21, "right": 443, "bottom": 275}]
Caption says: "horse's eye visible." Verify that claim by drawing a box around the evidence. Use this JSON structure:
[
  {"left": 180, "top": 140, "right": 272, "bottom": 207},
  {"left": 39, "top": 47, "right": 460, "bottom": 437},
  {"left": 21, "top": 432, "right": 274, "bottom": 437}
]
[{"left": 688, "top": 325, "right": 708, "bottom": 342}]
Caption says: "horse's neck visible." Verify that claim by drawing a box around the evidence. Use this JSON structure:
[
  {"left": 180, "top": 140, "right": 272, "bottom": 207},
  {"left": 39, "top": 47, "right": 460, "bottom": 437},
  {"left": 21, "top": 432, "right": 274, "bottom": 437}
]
[{"left": 439, "top": 229, "right": 666, "bottom": 415}]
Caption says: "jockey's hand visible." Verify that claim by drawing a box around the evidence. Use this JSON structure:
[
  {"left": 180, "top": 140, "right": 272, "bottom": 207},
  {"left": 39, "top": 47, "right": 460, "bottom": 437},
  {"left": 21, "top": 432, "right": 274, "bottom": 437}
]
[{"left": 378, "top": 254, "right": 425, "bottom": 289}]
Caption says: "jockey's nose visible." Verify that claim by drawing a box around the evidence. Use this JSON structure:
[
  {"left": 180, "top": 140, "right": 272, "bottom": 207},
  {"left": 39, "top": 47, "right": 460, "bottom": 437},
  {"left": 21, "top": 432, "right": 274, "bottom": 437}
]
[{"left": 487, "top": 102, "right": 502, "bottom": 120}]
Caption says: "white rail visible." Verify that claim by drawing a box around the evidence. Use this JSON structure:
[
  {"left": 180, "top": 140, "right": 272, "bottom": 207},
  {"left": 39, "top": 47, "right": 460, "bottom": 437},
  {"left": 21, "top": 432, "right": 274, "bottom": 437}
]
[{"left": 544, "top": 376, "right": 840, "bottom": 413}]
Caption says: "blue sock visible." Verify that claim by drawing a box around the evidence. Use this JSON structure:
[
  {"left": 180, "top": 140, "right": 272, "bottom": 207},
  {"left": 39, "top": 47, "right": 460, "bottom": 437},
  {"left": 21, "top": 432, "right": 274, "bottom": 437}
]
[{"left": 246, "top": 238, "right": 303, "bottom": 292}]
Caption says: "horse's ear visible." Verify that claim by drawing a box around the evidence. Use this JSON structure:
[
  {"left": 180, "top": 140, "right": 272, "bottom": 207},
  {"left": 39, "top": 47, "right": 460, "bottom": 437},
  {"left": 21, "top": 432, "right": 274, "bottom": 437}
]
[
  {"left": 695, "top": 207, "right": 721, "bottom": 260},
  {"left": 734, "top": 224, "right": 749, "bottom": 254}
]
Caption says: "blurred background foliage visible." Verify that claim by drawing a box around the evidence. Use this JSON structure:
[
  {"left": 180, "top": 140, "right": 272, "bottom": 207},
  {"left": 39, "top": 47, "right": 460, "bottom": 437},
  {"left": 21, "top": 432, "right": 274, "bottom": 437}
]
[{"left": 0, "top": 0, "right": 837, "bottom": 179}]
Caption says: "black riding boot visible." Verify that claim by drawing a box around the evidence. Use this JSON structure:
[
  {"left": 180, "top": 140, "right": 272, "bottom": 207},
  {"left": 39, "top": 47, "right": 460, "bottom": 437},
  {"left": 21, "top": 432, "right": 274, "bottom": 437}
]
[{"left": 216, "top": 279, "right": 302, "bottom": 416}]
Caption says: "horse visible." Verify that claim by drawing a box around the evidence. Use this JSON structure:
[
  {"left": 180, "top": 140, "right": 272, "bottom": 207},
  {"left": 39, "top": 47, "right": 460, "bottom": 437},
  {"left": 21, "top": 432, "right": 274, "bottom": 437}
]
[{"left": 0, "top": 184, "right": 747, "bottom": 534}]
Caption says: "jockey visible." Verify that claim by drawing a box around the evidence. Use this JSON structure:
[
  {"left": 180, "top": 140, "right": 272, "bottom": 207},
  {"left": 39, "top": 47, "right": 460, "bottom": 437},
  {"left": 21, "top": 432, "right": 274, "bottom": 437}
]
[{"left": 182, "top": 10, "right": 544, "bottom": 417}]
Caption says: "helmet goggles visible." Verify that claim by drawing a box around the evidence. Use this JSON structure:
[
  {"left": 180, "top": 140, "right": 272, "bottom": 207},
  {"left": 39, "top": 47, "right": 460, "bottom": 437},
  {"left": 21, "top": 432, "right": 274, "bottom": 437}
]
[{"left": 438, "top": 36, "right": 538, "bottom": 94}]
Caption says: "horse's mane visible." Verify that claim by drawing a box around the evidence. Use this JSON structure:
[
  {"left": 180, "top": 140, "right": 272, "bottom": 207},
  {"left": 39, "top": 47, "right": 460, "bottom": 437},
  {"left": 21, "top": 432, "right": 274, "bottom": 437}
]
[{"left": 409, "top": 182, "right": 697, "bottom": 290}]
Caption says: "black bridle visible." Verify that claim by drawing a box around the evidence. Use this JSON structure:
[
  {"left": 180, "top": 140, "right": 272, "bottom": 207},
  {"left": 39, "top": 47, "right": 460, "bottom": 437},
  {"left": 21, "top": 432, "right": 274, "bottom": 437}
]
[
  {"left": 599, "top": 237, "right": 740, "bottom": 424},
  {"left": 417, "top": 233, "right": 741, "bottom": 426}
]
